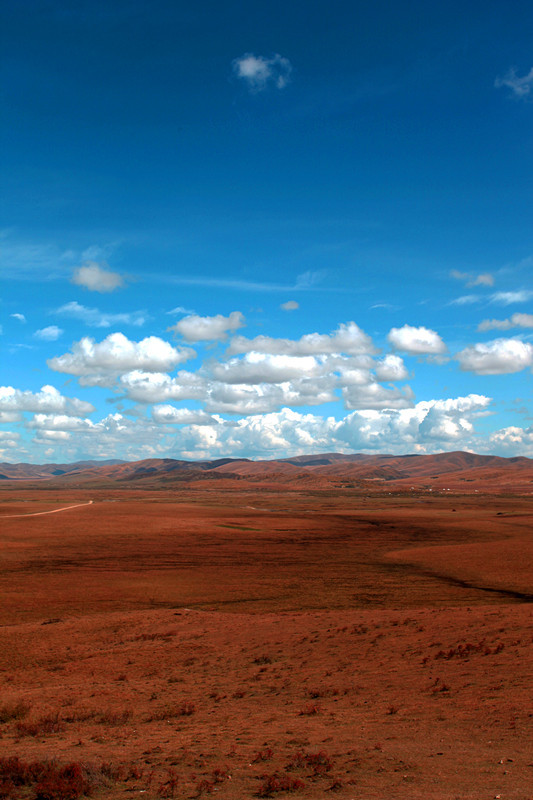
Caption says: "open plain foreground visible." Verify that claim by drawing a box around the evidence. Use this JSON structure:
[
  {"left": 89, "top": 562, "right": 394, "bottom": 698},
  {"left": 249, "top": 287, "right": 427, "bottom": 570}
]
[{"left": 0, "top": 453, "right": 532, "bottom": 799}]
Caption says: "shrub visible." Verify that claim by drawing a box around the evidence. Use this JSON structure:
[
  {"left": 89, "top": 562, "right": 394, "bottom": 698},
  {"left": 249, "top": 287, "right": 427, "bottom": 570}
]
[
  {"left": 286, "top": 751, "right": 333, "bottom": 776},
  {"left": 147, "top": 702, "right": 196, "bottom": 722},
  {"left": 258, "top": 773, "right": 305, "bottom": 796},
  {"left": 16, "top": 713, "right": 65, "bottom": 738},
  {"left": 0, "top": 758, "right": 99, "bottom": 800},
  {"left": 298, "top": 704, "right": 320, "bottom": 716},
  {"left": 0, "top": 701, "right": 31, "bottom": 724},
  {"left": 253, "top": 748, "right": 274, "bottom": 763},
  {"left": 194, "top": 779, "right": 214, "bottom": 796},
  {"left": 33, "top": 762, "right": 90, "bottom": 800}
]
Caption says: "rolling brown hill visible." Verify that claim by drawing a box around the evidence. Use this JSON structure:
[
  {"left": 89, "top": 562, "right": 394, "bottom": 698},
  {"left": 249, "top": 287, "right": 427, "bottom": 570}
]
[{"left": 1, "top": 451, "right": 533, "bottom": 491}]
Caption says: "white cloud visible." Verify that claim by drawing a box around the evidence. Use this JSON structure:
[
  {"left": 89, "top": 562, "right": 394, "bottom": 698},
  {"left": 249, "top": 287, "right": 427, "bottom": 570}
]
[
  {"left": 280, "top": 301, "right": 299, "bottom": 311},
  {"left": 34, "top": 325, "right": 63, "bottom": 341},
  {"left": 152, "top": 406, "right": 219, "bottom": 425},
  {"left": 71, "top": 261, "right": 125, "bottom": 292},
  {"left": 450, "top": 294, "right": 482, "bottom": 305},
  {"left": 33, "top": 430, "right": 72, "bottom": 442},
  {"left": 120, "top": 370, "right": 207, "bottom": 404},
  {"left": 203, "top": 378, "right": 337, "bottom": 415},
  {"left": 232, "top": 53, "right": 292, "bottom": 92},
  {"left": 56, "top": 301, "right": 146, "bottom": 328},
  {"left": 210, "top": 353, "right": 322, "bottom": 384},
  {"left": 47, "top": 333, "right": 195, "bottom": 384},
  {"left": 27, "top": 413, "right": 173, "bottom": 463},
  {"left": 495, "top": 66, "right": 533, "bottom": 99},
  {"left": 0, "top": 430, "right": 20, "bottom": 441},
  {"left": 342, "top": 382, "right": 414, "bottom": 411},
  {"left": 387, "top": 324, "right": 447, "bottom": 355},
  {"left": 456, "top": 338, "right": 533, "bottom": 374},
  {"left": 490, "top": 290, "right": 533, "bottom": 305},
  {"left": 450, "top": 270, "right": 494, "bottom": 287},
  {"left": 152, "top": 394, "right": 492, "bottom": 460},
  {"left": 166, "top": 306, "right": 195, "bottom": 316},
  {"left": 8, "top": 392, "right": 495, "bottom": 462},
  {"left": 10, "top": 313, "right": 26, "bottom": 323},
  {"left": 478, "top": 312, "right": 533, "bottom": 332},
  {"left": 374, "top": 354, "right": 409, "bottom": 382},
  {"left": 486, "top": 425, "right": 533, "bottom": 456},
  {"left": 0, "top": 431, "right": 20, "bottom": 452},
  {"left": 229, "top": 322, "right": 376, "bottom": 356},
  {"left": 0, "top": 385, "right": 94, "bottom": 416},
  {"left": 169, "top": 311, "right": 245, "bottom": 342},
  {"left": 27, "top": 414, "right": 96, "bottom": 432}
]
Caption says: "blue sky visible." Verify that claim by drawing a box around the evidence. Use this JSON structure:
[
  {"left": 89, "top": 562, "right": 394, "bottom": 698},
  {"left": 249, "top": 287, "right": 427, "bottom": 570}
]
[{"left": 1, "top": 0, "right": 533, "bottom": 463}]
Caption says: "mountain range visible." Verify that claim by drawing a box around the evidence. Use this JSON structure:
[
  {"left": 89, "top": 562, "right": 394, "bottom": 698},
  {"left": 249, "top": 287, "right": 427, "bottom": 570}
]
[{"left": 1, "top": 451, "right": 532, "bottom": 491}]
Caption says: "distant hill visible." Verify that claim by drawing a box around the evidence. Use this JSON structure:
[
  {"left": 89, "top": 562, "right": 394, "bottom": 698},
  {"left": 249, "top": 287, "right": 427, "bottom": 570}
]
[{"left": 1, "top": 451, "right": 532, "bottom": 492}]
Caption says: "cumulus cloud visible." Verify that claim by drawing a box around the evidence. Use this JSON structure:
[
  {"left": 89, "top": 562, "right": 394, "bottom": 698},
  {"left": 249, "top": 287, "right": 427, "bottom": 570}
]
[
  {"left": 47, "top": 333, "right": 195, "bottom": 385},
  {"left": 151, "top": 406, "right": 219, "bottom": 425},
  {"left": 120, "top": 370, "right": 207, "bottom": 404},
  {"left": 456, "top": 338, "right": 533, "bottom": 374},
  {"left": 71, "top": 261, "right": 125, "bottom": 292},
  {"left": 12, "top": 390, "right": 494, "bottom": 462},
  {"left": 280, "top": 301, "right": 299, "bottom": 311},
  {"left": 341, "top": 382, "right": 414, "bottom": 411},
  {"left": 229, "top": 322, "right": 376, "bottom": 356},
  {"left": 203, "top": 381, "right": 335, "bottom": 416},
  {"left": 387, "top": 324, "right": 447, "bottom": 355},
  {"left": 495, "top": 66, "right": 533, "bottom": 99},
  {"left": 450, "top": 270, "right": 494, "bottom": 287},
  {"left": 487, "top": 425, "right": 533, "bottom": 456},
  {"left": 0, "top": 385, "right": 94, "bottom": 416},
  {"left": 210, "top": 353, "right": 323, "bottom": 384},
  {"left": 169, "top": 311, "right": 245, "bottom": 342},
  {"left": 478, "top": 312, "right": 533, "bottom": 332},
  {"left": 34, "top": 325, "right": 63, "bottom": 341},
  {"left": 232, "top": 53, "right": 292, "bottom": 92},
  {"left": 150, "top": 394, "right": 492, "bottom": 460},
  {"left": 27, "top": 413, "right": 172, "bottom": 463},
  {"left": 56, "top": 301, "right": 146, "bottom": 328},
  {"left": 27, "top": 414, "right": 96, "bottom": 431},
  {"left": 11, "top": 313, "right": 26, "bottom": 323},
  {"left": 374, "top": 354, "right": 409, "bottom": 382}
]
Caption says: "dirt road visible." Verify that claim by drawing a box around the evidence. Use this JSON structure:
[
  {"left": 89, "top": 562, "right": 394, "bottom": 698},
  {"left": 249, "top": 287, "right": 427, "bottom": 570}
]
[{"left": 1, "top": 500, "right": 94, "bottom": 518}]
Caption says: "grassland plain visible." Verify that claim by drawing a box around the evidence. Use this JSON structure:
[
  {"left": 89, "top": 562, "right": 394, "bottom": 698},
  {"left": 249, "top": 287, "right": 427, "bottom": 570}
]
[{"left": 0, "top": 482, "right": 532, "bottom": 799}]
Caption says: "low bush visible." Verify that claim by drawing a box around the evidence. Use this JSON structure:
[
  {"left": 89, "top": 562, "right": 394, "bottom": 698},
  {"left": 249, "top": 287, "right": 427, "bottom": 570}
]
[
  {"left": 258, "top": 773, "right": 305, "bottom": 796},
  {"left": 0, "top": 701, "right": 31, "bottom": 724},
  {"left": 0, "top": 757, "right": 110, "bottom": 800}
]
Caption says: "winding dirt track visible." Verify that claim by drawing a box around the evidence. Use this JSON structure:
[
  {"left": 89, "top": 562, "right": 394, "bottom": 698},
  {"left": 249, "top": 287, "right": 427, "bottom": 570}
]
[{"left": 1, "top": 500, "right": 94, "bottom": 518}]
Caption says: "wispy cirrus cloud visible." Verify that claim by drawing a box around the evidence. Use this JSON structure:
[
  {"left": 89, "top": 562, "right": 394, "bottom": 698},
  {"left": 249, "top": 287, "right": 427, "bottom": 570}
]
[
  {"left": 168, "top": 271, "right": 329, "bottom": 293},
  {"left": 490, "top": 290, "right": 533, "bottom": 305},
  {"left": 450, "top": 289, "right": 533, "bottom": 306},
  {"left": 56, "top": 301, "right": 147, "bottom": 328},
  {"left": 450, "top": 269, "right": 494, "bottom": 287},
  {"left": 495, "top": 66, "right": 533, "bottom": 99},
  {"left": 232, "top": 53, "right": 292, "bottom": 92},
  {"left": 34, "top": 325, "right": 63, "bottom": 341},
  {"left": 449, "top": 294, "right": 482, "bottom": 306}
]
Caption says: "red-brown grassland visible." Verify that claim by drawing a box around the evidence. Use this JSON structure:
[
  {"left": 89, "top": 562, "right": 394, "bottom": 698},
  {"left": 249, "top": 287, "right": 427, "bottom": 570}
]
[{"left": 0, "top": 478, "right": 532, "bottom": 799}]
